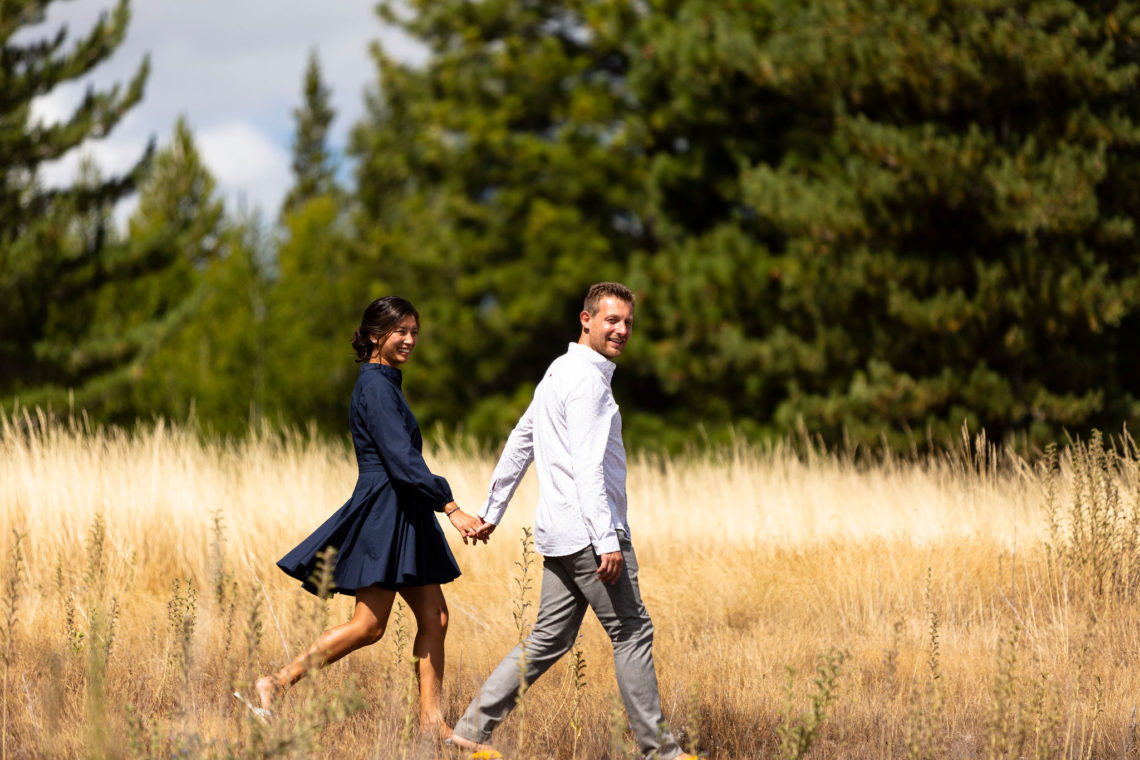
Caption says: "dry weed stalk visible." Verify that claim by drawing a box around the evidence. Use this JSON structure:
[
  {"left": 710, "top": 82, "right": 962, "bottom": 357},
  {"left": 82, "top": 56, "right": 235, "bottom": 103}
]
[{"left": 1, "top": 530, "right": 24, "bottom": 760}]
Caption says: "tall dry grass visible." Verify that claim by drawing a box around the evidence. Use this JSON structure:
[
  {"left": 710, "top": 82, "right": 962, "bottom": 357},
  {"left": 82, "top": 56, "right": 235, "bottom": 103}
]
[{"left": 2, "top": 409, "right": 1139, "bottom": 758}]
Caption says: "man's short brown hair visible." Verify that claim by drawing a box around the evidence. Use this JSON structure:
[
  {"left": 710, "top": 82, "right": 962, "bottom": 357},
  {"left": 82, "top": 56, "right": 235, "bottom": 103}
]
[{"left": 583, "top": 282, "right": 635, "bottom": 315}]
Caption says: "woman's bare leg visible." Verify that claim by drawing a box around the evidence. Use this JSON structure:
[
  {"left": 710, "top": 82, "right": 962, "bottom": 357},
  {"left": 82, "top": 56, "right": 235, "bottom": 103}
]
[
  {"left": 398, "top": 584, "right": 449, "bottom": 734},
  {"left": 255, "top": 585, "right": 397, "bottom": 711}
]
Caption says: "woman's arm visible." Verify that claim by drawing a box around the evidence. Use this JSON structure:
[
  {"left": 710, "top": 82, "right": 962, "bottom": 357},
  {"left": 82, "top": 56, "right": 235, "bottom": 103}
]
[
  {"left": 442, "top": 502, "right": 485, "bottom": 544},
  {"left": 361, "top": 379, "right": 454, "bottom": 509}
]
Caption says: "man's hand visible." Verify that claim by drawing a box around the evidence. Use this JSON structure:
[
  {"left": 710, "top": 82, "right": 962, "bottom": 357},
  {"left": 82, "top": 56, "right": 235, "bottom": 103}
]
[
  {"left": 596, "top": 551, "right": 623, "bottom": 585},
  {"left": 471, "top": 517, "right": 496, "bottom": 544}
]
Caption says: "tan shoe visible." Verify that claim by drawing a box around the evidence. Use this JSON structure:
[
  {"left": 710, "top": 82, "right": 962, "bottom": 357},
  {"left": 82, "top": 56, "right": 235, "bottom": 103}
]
[{"left": 445, "top": 734, "right": 504, "bottom": 759}]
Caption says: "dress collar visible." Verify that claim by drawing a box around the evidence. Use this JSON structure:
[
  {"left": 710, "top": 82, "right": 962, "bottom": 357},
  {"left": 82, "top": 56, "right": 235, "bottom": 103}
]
[
  {"left": 566, "top": 342, "right": 616, "bottom": 382},
  {"left": 362, "top": 362, "right": 403, "bottom": 387}
]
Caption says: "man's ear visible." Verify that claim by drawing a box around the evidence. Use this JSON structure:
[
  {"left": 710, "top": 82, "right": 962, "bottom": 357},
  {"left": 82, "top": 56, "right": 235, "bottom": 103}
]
[{"left": 579, "top": 310, "right": 591, "bottom": 331}]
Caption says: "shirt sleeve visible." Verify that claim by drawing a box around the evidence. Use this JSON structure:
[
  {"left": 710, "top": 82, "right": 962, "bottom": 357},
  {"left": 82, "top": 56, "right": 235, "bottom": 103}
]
[
  {"left": 566, "top": 376, "right": 620, "bottom": 555},
  {"left": 361, "top": 377, "right": 454, "bottom": 510},
  {"left": 479, "top": 400, "right": 535, "bottom": 525}
]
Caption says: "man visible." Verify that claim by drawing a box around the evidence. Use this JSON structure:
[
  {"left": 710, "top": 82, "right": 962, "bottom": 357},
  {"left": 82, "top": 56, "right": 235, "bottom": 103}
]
[{"left": 449, "top": 282, "right": 696, "bottom": 760}]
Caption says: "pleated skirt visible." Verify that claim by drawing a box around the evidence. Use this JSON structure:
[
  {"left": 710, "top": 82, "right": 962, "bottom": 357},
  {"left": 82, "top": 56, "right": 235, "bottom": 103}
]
[{"left": 278, "top": 472, "right": 461, "bottom": 596}]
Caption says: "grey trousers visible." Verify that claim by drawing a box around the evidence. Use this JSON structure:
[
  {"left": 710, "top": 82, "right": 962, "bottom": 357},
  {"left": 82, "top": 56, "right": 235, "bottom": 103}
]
[{"left": 454, "top": 531, "right": 683, "bottom": 759}]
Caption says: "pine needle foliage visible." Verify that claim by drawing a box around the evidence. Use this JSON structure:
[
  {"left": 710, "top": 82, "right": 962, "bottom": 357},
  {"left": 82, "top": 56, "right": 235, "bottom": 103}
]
[{"left": 0, "top": 0, "right": 153, "bottom": 411}]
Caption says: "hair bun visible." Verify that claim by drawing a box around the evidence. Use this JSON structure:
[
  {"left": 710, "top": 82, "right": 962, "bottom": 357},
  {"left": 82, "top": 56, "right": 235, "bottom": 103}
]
[{"left": 350, "top": 327, "right": 371, "bottom": 362}]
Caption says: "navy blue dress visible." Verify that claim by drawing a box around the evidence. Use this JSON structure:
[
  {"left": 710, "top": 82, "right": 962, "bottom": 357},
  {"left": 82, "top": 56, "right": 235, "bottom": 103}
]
[{"left": 277, "top": 363, "right": 461, "bottom": 596}]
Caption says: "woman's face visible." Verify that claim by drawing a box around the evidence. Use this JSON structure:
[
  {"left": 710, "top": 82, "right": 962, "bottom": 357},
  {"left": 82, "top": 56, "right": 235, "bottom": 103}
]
[{"left": 372, "top": 314, "right": 419, "bottom": 367}]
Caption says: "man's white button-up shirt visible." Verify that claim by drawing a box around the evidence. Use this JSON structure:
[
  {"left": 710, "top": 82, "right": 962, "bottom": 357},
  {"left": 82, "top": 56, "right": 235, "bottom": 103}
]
[{"left": 478, "top": 342, "right": 629, "bottom": 557}]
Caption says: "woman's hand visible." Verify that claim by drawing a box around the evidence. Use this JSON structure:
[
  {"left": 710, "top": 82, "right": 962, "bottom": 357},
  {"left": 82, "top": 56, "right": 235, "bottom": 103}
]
[
  {"left": 472, "top": 518, "right": 495, "bottom": 542},
  {"left": 445, "top": 504, "right": 485, "bottom": 545}
]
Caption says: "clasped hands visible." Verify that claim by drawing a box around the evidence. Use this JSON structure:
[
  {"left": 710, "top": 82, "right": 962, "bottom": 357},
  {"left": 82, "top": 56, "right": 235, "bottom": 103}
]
[{"left": 444, "top": 503, "right": 496, "bottom": 545}]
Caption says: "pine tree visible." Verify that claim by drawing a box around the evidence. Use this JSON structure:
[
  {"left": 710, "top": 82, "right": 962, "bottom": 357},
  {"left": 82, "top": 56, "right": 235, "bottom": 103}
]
[
  {"left": 81, "top": 116, "right": 226, "bottom": 422},
  {"left": 0, "top": 0, "right": 152, "bottom": 412},
  {"left": 350, "top": 0, "right": 647, "bottom": 436},
  {"left": 262, "top": 54, "right": 362, "bottom": 431},
  {"left": 264, "top": 197, "right": 364, "bottom": 430},
  {"left": 280, "top": 49, "right": 337, "bottom": 218},
  {"left": 347, "top": 0, "right": 1140, "bottom": 448},
  {"left": 618, "top": 0, "right": 793, "bottom": 446},
  {"left": 130, "top": 210, "right": 269, "bottom": 433},
  {"left": 631, "top": 0, "right": 1140, "bottom": 447}
]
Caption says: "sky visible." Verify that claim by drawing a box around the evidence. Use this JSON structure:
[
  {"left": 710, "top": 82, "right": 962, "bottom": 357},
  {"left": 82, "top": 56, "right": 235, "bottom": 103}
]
[{"left": 23, "top": 0, "right": 427, "bottom": 225}]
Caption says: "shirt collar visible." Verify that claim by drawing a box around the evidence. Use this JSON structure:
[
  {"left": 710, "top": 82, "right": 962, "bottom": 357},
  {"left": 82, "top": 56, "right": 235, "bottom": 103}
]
[
  {"left": 361, "top": 362, "right": 403, "bottom": 387},
  {"left": 566, "top": 342, "right": 616, "bottom": 382}
]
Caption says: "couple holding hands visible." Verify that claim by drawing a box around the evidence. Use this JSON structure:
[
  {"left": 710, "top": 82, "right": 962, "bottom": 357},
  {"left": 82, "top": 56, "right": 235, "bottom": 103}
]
[{"left": 252, "top": 284, "right": 696, "bottom": 760}]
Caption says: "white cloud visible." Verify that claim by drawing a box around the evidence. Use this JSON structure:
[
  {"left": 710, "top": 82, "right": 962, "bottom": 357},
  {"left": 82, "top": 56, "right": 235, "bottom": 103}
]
[
  {"left": 198, "top": 121, "right": 290, "bottom": 213},
  {"left": 21, "top": 0, "right": 428, "bottom": 225},
  {"left": 36, "top": 134, "right": 150, "bottom": 187},
  {"left": 29, "top": 88, "right": 73, "bottom": 127}
]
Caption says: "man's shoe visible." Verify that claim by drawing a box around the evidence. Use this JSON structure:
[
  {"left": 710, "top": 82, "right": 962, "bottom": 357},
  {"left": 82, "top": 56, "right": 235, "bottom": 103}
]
[{"left": 444, "top": 734, "right": 504, "bottom": 759}]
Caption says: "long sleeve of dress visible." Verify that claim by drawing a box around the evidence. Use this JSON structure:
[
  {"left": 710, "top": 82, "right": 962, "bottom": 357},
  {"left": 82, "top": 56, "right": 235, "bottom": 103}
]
[{"left": 361, "top": 378, "right": 453, "bottom": 510}]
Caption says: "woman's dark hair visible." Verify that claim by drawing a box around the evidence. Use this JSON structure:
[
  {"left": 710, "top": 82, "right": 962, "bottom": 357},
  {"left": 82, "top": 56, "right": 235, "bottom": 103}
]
[{"left": 351, "top": 296, "right": 420, "bottom": 363}]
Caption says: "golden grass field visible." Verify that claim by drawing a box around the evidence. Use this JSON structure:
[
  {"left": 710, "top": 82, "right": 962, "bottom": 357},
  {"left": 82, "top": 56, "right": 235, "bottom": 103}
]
[{"left": 3, "top": 410, "right": 1140, "bottom": 759}]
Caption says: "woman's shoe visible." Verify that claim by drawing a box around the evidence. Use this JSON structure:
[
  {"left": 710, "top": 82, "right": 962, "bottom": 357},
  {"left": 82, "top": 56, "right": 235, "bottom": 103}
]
[{"left": 232, "top": 690, "right": 272, "bottom": 724}]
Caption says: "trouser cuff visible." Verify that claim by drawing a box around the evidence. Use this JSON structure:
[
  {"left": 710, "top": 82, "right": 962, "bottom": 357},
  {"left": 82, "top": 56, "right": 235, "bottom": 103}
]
[{"left": 450, "top": 720, "right": 490, "bottom": 744}]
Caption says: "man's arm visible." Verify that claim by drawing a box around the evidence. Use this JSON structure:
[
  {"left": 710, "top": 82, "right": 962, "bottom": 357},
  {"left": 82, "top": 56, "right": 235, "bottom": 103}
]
[{"left": 477, "top": 400, "right": 536, "bottom": 531}]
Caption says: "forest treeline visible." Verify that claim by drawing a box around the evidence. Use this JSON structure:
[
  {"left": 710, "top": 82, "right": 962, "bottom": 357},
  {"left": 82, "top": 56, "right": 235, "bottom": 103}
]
[{"left": 3, "top": 0, "right": 1139, "bottom": 451}]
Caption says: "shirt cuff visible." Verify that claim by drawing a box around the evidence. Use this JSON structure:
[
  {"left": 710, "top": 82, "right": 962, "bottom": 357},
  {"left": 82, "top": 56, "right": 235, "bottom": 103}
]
[
  {"left": 593, "top": 533, "right": 621, "bottom": 555},
  {"left": 479, "top": 502, "right": 505, "bottom": 525}
]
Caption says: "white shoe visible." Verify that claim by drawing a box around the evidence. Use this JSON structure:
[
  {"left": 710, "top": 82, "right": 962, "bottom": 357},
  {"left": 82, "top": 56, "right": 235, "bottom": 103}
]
[{"left": 232, "top": 690, "right": 272, "bottom": 724}]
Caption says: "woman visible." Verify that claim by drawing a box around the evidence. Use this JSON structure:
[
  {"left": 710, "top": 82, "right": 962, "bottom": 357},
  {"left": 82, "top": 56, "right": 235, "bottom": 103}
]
[{"left": 249, "top": 296, "right": 484, "bottom": 741}]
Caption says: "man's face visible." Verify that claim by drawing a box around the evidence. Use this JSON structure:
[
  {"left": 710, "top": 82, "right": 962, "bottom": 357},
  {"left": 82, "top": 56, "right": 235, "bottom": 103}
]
[{"left": 579, "top": 296, "right": 634, "bottom": 359}]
